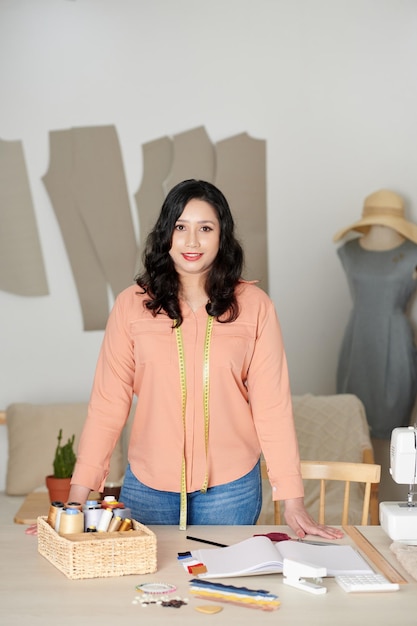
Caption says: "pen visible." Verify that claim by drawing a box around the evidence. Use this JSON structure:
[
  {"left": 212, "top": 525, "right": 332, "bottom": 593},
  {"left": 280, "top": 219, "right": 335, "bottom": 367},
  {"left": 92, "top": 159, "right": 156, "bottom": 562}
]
[{"left": 186, "top": 535, "right": 228, "bottom": 548}]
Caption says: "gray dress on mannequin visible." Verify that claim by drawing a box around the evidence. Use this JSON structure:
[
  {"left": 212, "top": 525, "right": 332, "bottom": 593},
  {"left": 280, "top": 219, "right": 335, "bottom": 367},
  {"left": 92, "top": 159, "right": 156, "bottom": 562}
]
[{"left": 336, "top": 238, "right": 417, "bottom": 439}]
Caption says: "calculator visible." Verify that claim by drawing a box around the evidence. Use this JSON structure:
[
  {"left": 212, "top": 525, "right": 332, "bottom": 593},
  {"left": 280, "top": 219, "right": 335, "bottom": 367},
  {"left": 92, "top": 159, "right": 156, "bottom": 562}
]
[{"left": 335, "top": 573, "right": 400, "bottom": 593}]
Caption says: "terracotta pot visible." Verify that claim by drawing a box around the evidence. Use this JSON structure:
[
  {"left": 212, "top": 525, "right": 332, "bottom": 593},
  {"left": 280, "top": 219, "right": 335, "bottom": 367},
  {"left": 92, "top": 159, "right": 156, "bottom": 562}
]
[{"left": 45, "top": 475, "right": 71, "bottom": 504}]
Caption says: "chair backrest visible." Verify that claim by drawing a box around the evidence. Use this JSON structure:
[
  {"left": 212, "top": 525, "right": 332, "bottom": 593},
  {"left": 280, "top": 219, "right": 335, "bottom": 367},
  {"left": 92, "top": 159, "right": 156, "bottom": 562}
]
[
  {"left": 261, "top": 459, "right": 381, "bottom": 526},
  {"left": 300, "top": 460, "right": 381, "bottom": 525}
]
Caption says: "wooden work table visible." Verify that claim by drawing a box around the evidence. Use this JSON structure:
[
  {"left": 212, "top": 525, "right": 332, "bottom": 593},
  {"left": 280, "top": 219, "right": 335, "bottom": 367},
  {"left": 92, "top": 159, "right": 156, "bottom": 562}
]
[
  {"left": 13, "top": 491, "right": 51, "bottom": 524},
  {"left": 1, "top": 519, "right": 416, "bottom": 626}
]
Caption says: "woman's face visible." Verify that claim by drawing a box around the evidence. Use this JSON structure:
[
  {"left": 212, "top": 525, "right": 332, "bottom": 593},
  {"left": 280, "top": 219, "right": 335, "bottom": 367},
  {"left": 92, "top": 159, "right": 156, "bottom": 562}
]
[{"left": 169, "top": 198, "right": 220, "bottom": 279}]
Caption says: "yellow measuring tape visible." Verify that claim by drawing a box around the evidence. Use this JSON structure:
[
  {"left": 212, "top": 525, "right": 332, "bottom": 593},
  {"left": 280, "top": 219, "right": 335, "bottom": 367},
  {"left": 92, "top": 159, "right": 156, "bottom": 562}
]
[{"left": 175, "top": 315, "right": 214, "bottom": 530}]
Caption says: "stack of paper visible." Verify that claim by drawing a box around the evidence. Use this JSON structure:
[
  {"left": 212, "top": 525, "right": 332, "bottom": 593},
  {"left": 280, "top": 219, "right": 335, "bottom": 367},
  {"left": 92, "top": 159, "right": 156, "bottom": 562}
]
[{"left": 184, "top": 535, "right": 373, "bottom": 578}]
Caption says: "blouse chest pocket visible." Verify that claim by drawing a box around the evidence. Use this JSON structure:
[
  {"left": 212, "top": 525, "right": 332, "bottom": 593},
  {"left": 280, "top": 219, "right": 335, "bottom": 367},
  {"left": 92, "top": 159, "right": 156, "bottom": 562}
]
[
  {"left": 211, "top": 322, "right": 255, "bottom": 373},
  {"left": 130, "top": 319, "right": 176, "bottom": 365}
]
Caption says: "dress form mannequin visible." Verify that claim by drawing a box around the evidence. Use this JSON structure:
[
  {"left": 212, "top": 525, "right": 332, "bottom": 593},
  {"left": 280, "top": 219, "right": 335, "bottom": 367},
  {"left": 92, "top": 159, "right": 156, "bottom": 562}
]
[
  {"left": 334, "top": 191, "right": 417, "bottom": 503},
  {"left": 359, "top": 224, "right": 405, "bottom": 251},
  {"left": 334, "top": 191, "right": 417, "bottom": 504}
]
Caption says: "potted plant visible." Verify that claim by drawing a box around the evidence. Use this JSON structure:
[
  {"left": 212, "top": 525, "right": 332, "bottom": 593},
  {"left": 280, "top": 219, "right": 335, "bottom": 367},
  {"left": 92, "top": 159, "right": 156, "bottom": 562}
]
[{"left": 45, "top": 429, "right": 76, "bottom": 503}]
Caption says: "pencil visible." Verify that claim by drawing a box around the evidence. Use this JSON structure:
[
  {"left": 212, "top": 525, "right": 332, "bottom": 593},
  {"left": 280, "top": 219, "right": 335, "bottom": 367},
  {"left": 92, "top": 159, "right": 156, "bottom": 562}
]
[{"left": 186, "top": 535, "right": 228, "bottom": 548}]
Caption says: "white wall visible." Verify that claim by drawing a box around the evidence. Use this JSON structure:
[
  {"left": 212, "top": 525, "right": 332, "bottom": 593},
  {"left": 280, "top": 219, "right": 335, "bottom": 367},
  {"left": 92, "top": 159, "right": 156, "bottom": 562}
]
[{"left": 2, "top": 0, "right": 417, "bottom": 413}]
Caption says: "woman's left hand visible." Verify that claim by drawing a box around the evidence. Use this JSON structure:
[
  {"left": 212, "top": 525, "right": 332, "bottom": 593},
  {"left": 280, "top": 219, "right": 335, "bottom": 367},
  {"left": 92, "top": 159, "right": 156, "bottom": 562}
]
[
  {"left": 283, "top": 497, "right": 344, "bottom": 539},
  {"left": 24, "top": 524, "right": 38, "bottom": 536}
]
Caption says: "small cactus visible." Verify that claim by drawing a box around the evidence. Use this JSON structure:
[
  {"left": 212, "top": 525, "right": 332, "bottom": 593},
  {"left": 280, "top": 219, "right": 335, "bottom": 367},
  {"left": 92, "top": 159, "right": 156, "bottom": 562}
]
[{"left": 53, "top": 429, "right": 76, "bottom": 478}]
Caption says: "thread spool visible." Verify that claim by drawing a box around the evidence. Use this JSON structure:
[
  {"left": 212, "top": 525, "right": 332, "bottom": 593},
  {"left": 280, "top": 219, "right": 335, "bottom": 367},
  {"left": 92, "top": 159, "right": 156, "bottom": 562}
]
[
  {"left": 54, "top": 506, "right": 65, "bottom": 533},
  {"left": 107, "top": 516, "right": 122, "bottom": 532},
  {"left": 83, "top": 506, "right": 104, "bottom": 531},
  {"left": 58, "top": 508, "right": 84, "bottom": 535},
  {"left": 47, "top": 501, "right": 64, "bottom": 528},
  {"left": 83, "top": 499, "right": 99, "bottom": 510},
  {"left": 119, "top": 518, "right": 132, "bottom": 531},
  {"left": 66, "top": 501, "right": 82, "bottom": 511},
  {"left": 101, "top": 496, "right": 120, "bottom": 510},
  {"left": 96, "top": 507, "right": 113, "bottom": 532},
  {"left": 112, "top": 507, "right": 131, "bottom": 520}
]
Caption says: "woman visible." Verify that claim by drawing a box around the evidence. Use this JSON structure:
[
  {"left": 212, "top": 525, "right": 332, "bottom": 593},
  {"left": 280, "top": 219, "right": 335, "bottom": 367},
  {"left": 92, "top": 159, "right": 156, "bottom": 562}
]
[{"left": 69, "top": 179, "right": 342, "bottom": 539}]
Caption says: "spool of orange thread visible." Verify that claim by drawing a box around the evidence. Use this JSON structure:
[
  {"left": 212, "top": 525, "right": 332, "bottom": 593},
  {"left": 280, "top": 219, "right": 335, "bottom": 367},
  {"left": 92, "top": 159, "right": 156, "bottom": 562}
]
[
  {"left": 47, "top": 501, "right": 64, "bottom": 528},
  {"left": 119, "top": 518, "right": 132, "bottom": 531}
]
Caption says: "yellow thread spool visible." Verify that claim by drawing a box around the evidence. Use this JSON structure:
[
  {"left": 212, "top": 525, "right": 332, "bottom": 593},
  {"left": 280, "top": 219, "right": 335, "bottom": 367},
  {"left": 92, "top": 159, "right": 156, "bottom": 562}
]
[
  {"left": 119, "top": 518, "right": 132, "bottom": 531},
  {"left": 58, "top": 509, "right": 84, "bottom": 535}
]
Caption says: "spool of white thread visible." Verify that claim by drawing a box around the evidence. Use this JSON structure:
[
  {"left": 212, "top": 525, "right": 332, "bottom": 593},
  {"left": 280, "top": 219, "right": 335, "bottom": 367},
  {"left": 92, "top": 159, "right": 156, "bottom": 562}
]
[
  {"left": 84, "top": 506, "right": 104, "bottom": 531},
  {"left": 54, "top": 506, "right": 65, "bottom": 533},
  {"left": 96, "top": 507, "right": 113, "bottom": 532}
]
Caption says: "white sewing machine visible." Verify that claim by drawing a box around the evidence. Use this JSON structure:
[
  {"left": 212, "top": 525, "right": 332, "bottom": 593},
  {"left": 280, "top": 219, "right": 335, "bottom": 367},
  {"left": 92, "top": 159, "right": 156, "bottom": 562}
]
[{"left": 379, "top": 426, "right": 417, "bottom": 542}]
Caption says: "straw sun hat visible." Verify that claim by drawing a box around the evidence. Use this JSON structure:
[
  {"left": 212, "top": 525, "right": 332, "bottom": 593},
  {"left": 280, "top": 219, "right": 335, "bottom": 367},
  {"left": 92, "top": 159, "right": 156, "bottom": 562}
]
[{"left": 333, "top": 189, "right": 417, "bottom": 244}]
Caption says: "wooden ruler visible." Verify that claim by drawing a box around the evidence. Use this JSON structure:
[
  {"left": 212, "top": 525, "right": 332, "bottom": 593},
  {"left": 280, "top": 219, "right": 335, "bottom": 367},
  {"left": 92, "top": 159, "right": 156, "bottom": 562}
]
[{"left": 342, "top": 525, "right": 408, "bottom": 584}]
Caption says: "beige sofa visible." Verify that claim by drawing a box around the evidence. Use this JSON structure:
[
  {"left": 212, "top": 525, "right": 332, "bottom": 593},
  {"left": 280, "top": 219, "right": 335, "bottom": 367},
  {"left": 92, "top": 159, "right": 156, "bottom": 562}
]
[{"left": 2, "top": 394, "right": 375, "bottom": 525}]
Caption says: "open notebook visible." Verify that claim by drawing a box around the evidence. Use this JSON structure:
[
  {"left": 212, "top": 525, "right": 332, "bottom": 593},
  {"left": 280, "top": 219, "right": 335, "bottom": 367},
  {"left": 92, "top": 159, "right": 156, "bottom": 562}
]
[{"left": 185, "top": 536, "right": 373, "bottom": 579}]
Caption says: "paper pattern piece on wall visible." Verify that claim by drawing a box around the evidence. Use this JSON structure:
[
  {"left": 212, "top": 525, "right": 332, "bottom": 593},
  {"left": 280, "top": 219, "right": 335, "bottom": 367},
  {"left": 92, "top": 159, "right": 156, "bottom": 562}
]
[
  {"left": 214, "top": 133, "right": 268, "bottom": 291},
  {"left": 162, "top": 126, "right": 216, "bottom": 195},
  {"left": 43, "top": 130, "right": 110, "bottom": 331},
  {"left": 134, "top": 136, "right": 173, "bottom": 273},
  {"left": 43, "top": 125, "right": 137, "bottom": 331},
  {"left": 71, "top": 126, "right": 137, "bottom": 298},
  {"left": 134, "top": 126, "right": 268, "bottom": 292},
  {"left": 0, "top": 138, "right": 49, "bottom": 296}
]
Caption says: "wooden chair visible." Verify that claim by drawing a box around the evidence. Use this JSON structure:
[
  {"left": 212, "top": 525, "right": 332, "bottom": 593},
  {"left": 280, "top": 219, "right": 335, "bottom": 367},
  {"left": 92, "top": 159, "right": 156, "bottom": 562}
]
[{"left": 261, "top": 459, "right": 381, "bottom": 526}]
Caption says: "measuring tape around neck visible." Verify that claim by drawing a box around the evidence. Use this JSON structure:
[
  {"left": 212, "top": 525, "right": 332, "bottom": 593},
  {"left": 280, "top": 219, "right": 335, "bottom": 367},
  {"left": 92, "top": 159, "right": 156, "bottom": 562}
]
[{"left": 175, "top": 315, "right": 214, "bottom": 530}]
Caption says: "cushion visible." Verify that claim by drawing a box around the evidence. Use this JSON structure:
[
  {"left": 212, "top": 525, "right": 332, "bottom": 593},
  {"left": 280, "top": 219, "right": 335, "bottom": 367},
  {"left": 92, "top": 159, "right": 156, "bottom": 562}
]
[
  {"left": 5, "top": 403, "right": 125, "bottom": 496},
  {"left": 293, "top": 393, "right": 372, "bottom": 524}
]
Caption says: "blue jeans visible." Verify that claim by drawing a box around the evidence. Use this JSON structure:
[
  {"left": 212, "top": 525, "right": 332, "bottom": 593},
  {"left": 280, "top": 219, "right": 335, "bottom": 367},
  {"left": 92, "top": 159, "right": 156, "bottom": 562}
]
[{"left": 120, "top": 460, "right": 262, "bottom": 525}]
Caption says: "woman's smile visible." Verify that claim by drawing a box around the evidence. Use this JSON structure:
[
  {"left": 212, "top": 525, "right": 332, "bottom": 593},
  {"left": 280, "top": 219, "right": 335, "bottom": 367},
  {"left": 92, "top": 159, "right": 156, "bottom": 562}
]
[{"left": 182, "top": 252, "right": 204, "bottom": 262}]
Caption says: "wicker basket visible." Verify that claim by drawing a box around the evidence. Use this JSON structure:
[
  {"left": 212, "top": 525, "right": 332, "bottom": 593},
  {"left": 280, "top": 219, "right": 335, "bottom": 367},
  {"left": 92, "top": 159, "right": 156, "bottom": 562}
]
[{"left": 37, "top": 516, "right": 157, "bottom": 580}]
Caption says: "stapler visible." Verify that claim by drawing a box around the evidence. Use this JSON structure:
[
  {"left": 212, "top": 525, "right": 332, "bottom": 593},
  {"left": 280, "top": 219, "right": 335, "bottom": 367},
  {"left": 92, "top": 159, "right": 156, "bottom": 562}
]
[{"left": 283, "top": 558, "right": 327, "bottom": 594}]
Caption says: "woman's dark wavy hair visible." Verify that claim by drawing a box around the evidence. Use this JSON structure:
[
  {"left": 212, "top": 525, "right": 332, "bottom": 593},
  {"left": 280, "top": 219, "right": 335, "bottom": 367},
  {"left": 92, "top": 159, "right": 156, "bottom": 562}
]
[{"left": 135, "top": 179, "right": 244, "bottom": 326}]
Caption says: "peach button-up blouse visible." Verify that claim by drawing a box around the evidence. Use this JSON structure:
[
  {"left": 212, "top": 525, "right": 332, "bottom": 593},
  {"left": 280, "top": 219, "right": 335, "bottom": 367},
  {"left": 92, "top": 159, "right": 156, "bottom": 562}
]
[{"left": 72, "top": 281, "right": 304, "bottom": 502}]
